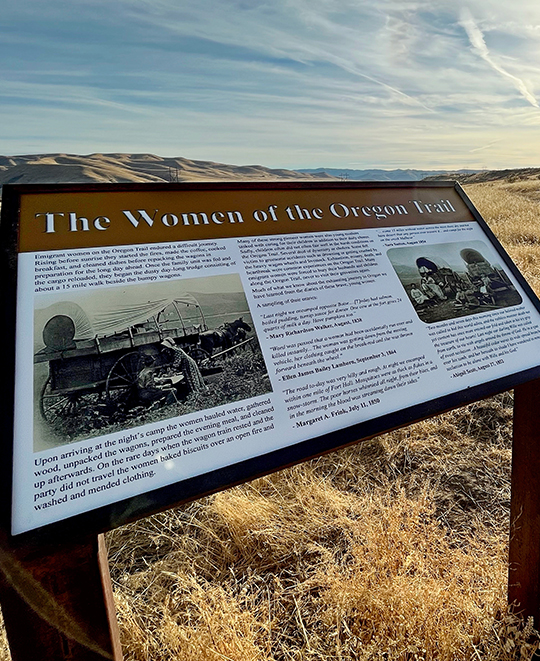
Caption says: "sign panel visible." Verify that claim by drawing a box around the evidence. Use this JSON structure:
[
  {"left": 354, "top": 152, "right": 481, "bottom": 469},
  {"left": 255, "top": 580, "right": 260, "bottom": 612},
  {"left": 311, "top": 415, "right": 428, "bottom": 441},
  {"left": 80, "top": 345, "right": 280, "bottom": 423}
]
[{"left": 3, "top": 181, "right": 540, "bottom": 539}]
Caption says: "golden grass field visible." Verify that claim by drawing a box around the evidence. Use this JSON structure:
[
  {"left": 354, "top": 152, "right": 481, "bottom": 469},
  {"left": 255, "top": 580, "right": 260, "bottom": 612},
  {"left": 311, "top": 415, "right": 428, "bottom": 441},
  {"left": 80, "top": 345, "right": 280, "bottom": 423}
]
[{"left": 3, "top": 176, "right": 540, "bottom": 660}]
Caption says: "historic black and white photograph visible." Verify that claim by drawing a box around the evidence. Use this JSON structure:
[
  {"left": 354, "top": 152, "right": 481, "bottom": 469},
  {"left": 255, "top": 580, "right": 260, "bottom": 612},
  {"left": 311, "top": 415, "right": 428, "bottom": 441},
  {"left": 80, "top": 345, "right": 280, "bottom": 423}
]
[
  {"left": 387, "top": 240, "right": 522, "bottom": 323},
  {"left": 34, "top": 274, "right": 271, "bottom": 451}
]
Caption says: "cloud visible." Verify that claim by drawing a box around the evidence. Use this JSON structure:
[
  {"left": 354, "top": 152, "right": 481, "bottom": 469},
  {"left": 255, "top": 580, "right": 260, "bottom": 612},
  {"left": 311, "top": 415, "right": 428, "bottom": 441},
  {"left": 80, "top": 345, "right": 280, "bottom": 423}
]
[
  {"left": 459, "top": 7, "right": 539, "bottom": 108},
  {"left": 469, "top": 139, "right": 502, "bottom": 153},
  {"left": 3, "top": 0, "right": 540, "bottom": 168}
]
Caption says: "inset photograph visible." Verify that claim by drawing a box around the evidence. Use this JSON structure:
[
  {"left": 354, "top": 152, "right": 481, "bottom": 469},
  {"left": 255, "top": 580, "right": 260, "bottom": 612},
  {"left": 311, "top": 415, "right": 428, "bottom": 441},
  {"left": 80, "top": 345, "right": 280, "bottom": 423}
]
[
  {"left": 34, "top": 273, "right": 271, "bottom": 451},
  {"left": 387, "top": 241, "right": 522, "bottom": 323}
]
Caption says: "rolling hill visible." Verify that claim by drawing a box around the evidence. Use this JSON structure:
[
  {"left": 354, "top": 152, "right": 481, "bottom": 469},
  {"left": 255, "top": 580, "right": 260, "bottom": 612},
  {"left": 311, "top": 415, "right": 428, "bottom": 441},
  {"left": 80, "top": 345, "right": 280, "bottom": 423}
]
[{"left": 0, "top": 153, "right": 336, "bottom": 191}]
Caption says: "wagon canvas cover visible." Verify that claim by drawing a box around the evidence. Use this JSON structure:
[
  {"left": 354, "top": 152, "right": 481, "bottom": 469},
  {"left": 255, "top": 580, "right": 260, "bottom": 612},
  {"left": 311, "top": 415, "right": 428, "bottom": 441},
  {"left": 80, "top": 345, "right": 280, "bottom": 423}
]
[{"left": 35, "top": 293, "right": 201, "bottom": 352}]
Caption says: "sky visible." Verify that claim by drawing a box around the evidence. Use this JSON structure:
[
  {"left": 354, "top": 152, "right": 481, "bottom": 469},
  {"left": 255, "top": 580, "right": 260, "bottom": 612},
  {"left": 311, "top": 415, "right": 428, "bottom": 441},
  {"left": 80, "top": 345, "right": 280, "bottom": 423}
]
[
  {"left": 35, "top": 272, "right": 244, "bottom": 311},
  {"left": 3, "top": 0, "right": 540, "bottom": 170}
]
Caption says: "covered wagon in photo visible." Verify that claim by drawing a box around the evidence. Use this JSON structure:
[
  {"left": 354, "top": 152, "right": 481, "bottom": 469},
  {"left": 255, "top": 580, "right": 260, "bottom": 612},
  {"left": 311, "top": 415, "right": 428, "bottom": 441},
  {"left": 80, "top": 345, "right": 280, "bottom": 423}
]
[{"left": 34, "top": 294, "right": 210, "bottom": 431}]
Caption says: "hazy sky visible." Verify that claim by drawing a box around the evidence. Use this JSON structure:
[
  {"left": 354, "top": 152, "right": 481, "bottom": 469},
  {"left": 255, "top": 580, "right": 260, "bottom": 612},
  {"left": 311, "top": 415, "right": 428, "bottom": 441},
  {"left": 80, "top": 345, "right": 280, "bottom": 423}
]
[
  {"left": 35, "top": 272, "right": 244, "bottom": 311},
  {"left": 3, "top": 1, "right": 540, "bottom": 170}
]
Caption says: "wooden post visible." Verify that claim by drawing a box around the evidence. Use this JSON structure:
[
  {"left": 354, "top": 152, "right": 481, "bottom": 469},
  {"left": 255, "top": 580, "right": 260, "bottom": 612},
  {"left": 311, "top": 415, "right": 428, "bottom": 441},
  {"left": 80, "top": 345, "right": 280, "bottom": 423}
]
[
  {"left": 0, "top": 533, "right": 122, "bottom": 660},
  {"left": 509, "top": 378, "right": 540, "bottom": 623}
]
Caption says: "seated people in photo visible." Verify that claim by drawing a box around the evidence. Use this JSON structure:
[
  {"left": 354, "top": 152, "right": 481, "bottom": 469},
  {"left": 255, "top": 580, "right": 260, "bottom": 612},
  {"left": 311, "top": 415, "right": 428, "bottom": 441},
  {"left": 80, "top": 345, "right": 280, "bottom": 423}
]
[
  {"left": 161, "top": 337, "right": 207, "bottom": 394},
  {"left": 475, "top": 276, "right": 495, "bottom": 305},
  {"left": 137, "top": 355, "right": 177, "bottom": 405},
  {"left": 409, "top": 283, "right": 432, "bottom": 308},
  {"left": 479, "top": 276, "right": 496, "bottom": 304},
  {"left": 464, "top": 288, "right": 480, "bottom": 308},
  {"left": 453, "top": 282, "right": 479, "bottom": 309},
  {"left": 441, "top": 273, "right": 460, "bottom": 300},
  {"left": 423, "top": 275, "right": 446, "bottom": 301},
  {"left": 454, "top": 288, "right": 466, "bottom": 308},
  {"left": 420, "top": 278, "right": 436, "bottom": 301}
]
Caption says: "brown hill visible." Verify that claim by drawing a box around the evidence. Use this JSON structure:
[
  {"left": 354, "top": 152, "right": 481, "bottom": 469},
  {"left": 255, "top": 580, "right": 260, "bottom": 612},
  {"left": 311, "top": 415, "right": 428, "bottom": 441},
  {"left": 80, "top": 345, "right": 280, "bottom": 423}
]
[
  {"left": 4, "top": 155, "right": 537, "bottom": 190},
  {"left": 424, "top": 167, "right": 540, "bottom": 185},
  {"left": 0, "top": 153, "right": 336, "bottom": 191}
]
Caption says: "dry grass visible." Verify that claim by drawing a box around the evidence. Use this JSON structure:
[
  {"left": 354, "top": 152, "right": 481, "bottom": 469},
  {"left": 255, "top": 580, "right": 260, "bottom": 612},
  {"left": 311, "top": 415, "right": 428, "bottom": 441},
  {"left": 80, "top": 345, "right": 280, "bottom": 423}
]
[
  {"left": 106, "top": 392, "right": 534, "bottom": 660},
  {"left": 465, "top": 180, "right": 540, "bottom": 295},
  {"left": 2, "top": 177, "right": 540, "bottom": 659}
]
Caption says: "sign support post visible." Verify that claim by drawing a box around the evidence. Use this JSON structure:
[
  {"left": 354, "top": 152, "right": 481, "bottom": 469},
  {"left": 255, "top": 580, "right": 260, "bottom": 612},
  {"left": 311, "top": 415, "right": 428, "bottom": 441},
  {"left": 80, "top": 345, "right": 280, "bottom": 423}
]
[
  {"left": 0, "top": 534, "right": 122, "bottom": 660},
  {"left": 509, "top": 378, "right": 540, "bottom": 623}
]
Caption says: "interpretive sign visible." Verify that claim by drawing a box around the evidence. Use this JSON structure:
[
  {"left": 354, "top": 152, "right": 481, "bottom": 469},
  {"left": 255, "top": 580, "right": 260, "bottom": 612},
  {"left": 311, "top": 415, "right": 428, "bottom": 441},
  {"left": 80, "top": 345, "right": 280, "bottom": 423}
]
[{"left": 3, "top": 181, "right": 540, "bottom": 540}]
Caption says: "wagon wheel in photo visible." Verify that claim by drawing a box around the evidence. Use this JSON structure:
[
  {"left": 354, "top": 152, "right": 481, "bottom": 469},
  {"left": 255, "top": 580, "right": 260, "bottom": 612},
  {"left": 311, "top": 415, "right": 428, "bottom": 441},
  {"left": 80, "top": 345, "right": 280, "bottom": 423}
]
[
  {"left": 186, "top": 345, "right": 212, "bottom": 366},
  {"left": 40, "top": 378, "right": 99, "bottom": 432},
  {"left": 105, "top": 351, "right": 144, "bottom": 409}
]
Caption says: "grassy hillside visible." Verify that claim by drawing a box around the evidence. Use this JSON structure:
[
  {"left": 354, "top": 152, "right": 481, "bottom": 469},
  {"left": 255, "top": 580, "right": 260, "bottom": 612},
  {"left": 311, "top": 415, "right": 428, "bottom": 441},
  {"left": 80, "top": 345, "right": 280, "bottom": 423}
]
[
  {"left": 2, "top": 176, "right": 540, "bottom": 660},
  {"left": 0, "top": 153, "right": 334, "bottom": 188}
]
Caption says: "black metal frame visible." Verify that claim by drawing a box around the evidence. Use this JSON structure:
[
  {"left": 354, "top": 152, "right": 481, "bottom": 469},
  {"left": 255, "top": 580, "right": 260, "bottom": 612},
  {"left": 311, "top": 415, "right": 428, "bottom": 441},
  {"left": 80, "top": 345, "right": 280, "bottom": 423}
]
[{"left": 2, "top": 180, "right": 540, "bottom": 546}]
